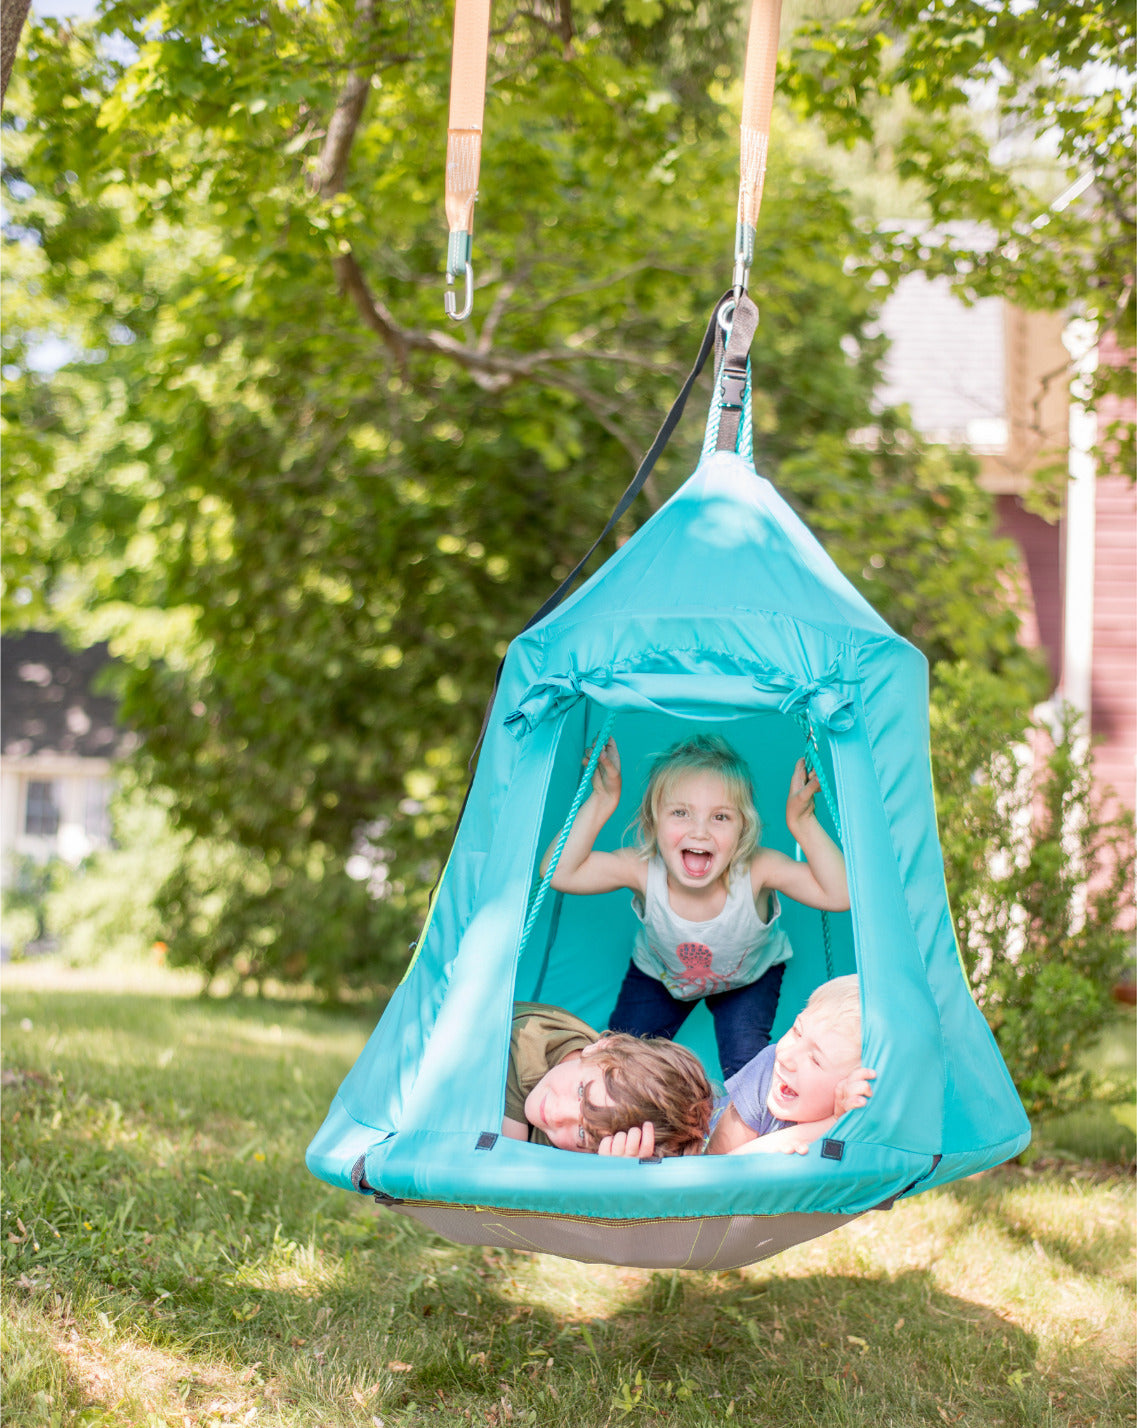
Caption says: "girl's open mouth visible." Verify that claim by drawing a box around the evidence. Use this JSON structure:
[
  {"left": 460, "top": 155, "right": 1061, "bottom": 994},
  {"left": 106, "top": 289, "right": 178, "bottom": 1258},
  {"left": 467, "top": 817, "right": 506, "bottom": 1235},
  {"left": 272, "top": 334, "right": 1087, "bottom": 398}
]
[{"left": 681, "top": 849, "right": 713, "bottom": 877}]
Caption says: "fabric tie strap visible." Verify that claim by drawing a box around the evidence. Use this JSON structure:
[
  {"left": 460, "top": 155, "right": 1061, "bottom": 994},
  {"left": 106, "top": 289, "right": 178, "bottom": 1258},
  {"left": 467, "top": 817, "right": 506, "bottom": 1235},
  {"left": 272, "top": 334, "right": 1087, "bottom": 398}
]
[{"left": 772, "top": 657, "right": 861, "bottom": 732}]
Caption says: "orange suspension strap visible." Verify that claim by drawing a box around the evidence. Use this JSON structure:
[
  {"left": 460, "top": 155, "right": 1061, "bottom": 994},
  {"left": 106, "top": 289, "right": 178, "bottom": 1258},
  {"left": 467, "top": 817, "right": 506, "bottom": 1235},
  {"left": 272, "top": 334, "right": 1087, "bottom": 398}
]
[
  {"left": 733, "top": 0, "right": 782, "bottom": 305},
  {"left": 715, "top": 0, "right": 782, "bottom": 454},
  {"left": 444, "top": 0, "right": 491, "bottom": 320}
]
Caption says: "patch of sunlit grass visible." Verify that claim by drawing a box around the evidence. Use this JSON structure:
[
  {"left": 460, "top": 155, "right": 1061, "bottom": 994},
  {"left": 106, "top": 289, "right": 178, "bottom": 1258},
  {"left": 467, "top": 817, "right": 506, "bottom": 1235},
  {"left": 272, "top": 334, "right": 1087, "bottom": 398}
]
[{"left": 2, "top": 969, "right": 1134, "bottom": 1428}]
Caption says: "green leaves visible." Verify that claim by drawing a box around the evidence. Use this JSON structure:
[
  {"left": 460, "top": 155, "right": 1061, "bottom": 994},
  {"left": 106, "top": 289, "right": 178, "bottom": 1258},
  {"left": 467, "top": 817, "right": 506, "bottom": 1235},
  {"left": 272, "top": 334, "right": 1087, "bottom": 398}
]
[
  {"left": 2, "top": 0, "right": 1056, "bottom": 989},
  {"left": 933, "top": 686, "right": 1136, "bottom": 1114},
  {"left": 784, "top": 0, "right": 1135, "bottom": 473}
]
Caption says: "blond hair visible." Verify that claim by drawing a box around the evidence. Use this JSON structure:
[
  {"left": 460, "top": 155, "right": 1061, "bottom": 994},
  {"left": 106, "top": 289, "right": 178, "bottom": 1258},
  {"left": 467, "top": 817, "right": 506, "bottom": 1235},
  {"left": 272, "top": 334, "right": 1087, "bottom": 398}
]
[
  {"left": 804, "top": 974, "right": 862, "bottom": 1064},
  {"left": 635, "top": 735, "right": 760, "bottom": 869},
  {"left": 580, "top": 1035, "right": 712, "bottom": 1157}
]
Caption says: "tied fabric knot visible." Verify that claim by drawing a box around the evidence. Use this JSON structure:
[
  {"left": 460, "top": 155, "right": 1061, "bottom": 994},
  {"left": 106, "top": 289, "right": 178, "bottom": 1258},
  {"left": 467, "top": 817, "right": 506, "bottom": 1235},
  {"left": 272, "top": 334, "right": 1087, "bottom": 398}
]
[
  {"left": 505, "top": 666, "right": 609, "bottom": 738},
  {"left": 773, "top": 660, "right": 859, "bottom": 732}
]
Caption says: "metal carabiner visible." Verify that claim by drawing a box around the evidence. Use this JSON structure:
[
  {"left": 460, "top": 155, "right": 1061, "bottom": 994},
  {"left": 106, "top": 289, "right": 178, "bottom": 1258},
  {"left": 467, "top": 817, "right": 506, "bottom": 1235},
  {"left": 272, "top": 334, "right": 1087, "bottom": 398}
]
[
  {"left": 445, "top": 260, "right": 475, "bottom": 321},
  {"left": 732, "top": 221, "right": 754, "bottom": 306}
]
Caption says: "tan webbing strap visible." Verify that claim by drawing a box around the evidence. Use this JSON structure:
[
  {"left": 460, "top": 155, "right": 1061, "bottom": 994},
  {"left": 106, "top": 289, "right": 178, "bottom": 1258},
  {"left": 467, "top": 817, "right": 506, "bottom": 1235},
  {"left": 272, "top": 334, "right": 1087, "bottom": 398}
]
[
  {"left": 733, "top": 0, "right": 783, "bottom": 297},
  {"left": 716, "top": 0, "right": 782, "bottom": 450},
  {"left": 444, "top": 0, "right": 492, "bottom": 319}
]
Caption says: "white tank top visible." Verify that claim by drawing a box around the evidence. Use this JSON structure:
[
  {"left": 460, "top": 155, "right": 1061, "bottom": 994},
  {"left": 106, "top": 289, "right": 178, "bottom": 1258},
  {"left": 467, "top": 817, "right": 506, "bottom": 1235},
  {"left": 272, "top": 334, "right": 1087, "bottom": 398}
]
[{"left": 631, "top": 854, "right": 793, "bottom": 1000}]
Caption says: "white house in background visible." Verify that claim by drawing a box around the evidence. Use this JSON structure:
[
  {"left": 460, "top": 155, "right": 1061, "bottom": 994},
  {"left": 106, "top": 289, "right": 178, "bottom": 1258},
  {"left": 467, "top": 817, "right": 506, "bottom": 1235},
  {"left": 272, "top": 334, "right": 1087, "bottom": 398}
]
[
  {"left": 0, "top": 631, "right": 137, "bottom": 885},
  {"left": 877, "top": 271, "right": 1137, "bottom": 827}
]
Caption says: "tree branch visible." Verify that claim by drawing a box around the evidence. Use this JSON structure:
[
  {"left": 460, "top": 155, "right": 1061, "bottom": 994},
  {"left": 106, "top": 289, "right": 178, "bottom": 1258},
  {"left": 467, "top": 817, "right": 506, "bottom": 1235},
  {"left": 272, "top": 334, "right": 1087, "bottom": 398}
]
[
  {"left": 311, "top": 0, "right": 375, "bottom": 199},
  {"left": 310, "top": 0, "right": 673, "bottom": 427},
  {"left": 335, "top": 248, "right": 682, "bottom": 392},
  {"left": 1, "top": 0, "right": 31, "bottom": 103},
  {"left": 333, "top": 251, "right": 410, "bottom": 368}
]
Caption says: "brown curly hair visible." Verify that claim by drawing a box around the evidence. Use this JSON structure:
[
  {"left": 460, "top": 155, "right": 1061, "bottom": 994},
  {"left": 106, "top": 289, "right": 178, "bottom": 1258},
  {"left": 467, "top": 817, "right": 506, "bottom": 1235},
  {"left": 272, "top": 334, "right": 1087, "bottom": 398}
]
[{"left": 578, "top": 1034, "right": 712, "bottom": 1156}]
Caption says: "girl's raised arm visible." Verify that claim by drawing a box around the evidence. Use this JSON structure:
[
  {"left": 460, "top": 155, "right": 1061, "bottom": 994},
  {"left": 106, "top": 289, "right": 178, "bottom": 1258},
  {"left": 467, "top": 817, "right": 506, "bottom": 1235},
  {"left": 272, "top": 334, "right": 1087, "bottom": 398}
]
[
  {"left": 752, "top": 759, "right": 849, "bottom": 911},
  {"left": 541, "top": 740, "right": 645, "bottom": 896}
]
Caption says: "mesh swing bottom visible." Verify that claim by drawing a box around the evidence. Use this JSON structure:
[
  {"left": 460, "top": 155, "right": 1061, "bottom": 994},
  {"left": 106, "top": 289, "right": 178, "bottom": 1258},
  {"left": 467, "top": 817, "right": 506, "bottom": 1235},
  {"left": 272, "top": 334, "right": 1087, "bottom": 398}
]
[{"left": 380, "top": 1200, "right": 863, "bottom": 1270}]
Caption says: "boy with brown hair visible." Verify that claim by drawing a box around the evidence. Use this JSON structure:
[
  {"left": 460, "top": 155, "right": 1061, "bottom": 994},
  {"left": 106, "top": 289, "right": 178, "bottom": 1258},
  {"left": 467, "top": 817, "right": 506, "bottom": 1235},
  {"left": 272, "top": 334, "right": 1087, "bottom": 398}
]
[{"left": 501, "top": 1001, "right": 712, "bottom": 1157}]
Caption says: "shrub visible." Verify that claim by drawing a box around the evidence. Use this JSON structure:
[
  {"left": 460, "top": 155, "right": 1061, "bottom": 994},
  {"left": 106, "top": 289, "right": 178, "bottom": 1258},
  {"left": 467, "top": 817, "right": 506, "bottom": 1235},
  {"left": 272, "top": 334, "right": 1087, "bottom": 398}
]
[
  {"left": 42, "top": 791, "right": 181, "bottom": 965},
  {"left": 154, "top": 833, "right": 416, "bottom": 996},
  {"left": 2, "top": 853, "right": 63, "bottom": 953},
  {"left": 934, "top": 672, "right": 1135, "bottom": 1114}
]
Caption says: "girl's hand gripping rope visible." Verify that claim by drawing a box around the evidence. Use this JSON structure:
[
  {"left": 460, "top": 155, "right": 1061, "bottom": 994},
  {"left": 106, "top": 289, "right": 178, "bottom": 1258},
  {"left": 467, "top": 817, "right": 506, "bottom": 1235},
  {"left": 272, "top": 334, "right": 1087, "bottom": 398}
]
[
  {"left": 785, "top": 757, "right": 821, "bottom": 841},
  {"left": 588, "top": 737, "right": 621, "bottom": 811},
  {"left": 543, "top": 738, "right": 644, "bottom": 896}
]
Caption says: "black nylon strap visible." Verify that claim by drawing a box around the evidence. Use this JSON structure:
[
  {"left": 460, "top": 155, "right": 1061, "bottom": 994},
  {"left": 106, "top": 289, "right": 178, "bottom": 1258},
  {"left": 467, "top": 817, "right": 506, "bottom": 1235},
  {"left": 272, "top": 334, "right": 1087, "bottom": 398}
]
[
  {"left": 457, "top": 292, "right": 731, "bottom": 790},
  {"left": 415, "top": 293, "right": 737, "bottom": 941},
  {"left": 520, "top": 292, "right": 733, "bottom": 635},
  {"left": 715, "top": 292, "right": 760, "bottom": 453}
]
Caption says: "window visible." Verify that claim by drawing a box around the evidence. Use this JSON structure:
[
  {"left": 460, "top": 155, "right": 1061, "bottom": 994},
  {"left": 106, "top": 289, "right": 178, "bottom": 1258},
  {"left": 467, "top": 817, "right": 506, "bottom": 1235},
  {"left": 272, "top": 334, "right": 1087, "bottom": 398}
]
[
  {"left": 24, "top": 780, "right": 60, "bottom": 837},
  {"left": 84, "top": 778, "right": 111, "bottom": 842}
]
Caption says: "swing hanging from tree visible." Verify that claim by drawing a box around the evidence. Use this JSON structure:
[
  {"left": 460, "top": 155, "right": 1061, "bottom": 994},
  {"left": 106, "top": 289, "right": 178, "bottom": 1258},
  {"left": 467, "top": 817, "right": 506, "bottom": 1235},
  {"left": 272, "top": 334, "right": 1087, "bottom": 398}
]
[{"left": 306, "top": 0, "right": 1029, "bottom": 1271}]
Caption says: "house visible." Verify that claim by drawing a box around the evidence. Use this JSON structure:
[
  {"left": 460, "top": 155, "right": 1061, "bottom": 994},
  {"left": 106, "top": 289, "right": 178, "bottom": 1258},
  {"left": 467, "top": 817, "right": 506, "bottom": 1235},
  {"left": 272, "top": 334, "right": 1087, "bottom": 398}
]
[
  {"left": 0, "top": 631, "right": 137, "bottom": 885},
  {"left": 877, "top": 273, "right": 1137, "bottom": 827}
]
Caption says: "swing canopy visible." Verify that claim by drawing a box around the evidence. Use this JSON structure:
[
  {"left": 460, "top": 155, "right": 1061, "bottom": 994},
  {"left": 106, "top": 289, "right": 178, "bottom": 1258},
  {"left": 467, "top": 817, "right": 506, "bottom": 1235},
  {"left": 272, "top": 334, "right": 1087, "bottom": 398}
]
[{"left": 306, "top": 430, "right": 1030, "bottom": 1270}]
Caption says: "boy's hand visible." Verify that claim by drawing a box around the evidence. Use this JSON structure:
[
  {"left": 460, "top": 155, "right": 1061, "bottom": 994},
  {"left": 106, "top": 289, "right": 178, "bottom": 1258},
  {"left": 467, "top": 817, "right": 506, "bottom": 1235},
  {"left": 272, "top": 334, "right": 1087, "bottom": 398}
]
[
  {"left": 785, "top": 757, "right": 820, "bottom": 836},
  {"left": 833, "top": 1066, "right": 876, "bottom": 1116},
  {"left": 597, "top": 1121, "right": 655, "bottom": 1158},
  {"left": 590, "top": 738, "right": 621, "bottom": 807}
]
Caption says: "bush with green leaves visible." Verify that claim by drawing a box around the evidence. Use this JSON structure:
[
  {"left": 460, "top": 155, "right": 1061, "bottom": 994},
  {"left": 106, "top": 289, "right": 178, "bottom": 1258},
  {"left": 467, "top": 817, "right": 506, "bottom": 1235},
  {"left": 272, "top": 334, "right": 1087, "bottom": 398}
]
[
  {"left": 933, "top": 677, "right": 1135, "bottom": 1114},
  {"left": 1, "top": 853, "right": 63, "bottom": 952},
  {"left": 153, "top": 826, "right": 417, "bottom": 995},
  {"left": 34, "top": 788, "right": 181, "bottom": 967}
]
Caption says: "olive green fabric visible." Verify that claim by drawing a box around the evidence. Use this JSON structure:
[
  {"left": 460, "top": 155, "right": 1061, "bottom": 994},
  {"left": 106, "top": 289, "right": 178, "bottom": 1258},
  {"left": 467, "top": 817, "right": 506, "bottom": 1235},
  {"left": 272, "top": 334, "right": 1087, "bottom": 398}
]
[{"left": 504, "top": 1001, "right": 598, "bottom": 1146}]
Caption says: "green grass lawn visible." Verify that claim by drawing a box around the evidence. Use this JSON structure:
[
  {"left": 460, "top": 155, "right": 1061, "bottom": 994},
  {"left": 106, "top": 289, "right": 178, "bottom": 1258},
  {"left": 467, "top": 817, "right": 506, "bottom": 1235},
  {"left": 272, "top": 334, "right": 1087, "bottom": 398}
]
[{"left": 1, "top": 957, "right": 1133, "bottom": 1428}]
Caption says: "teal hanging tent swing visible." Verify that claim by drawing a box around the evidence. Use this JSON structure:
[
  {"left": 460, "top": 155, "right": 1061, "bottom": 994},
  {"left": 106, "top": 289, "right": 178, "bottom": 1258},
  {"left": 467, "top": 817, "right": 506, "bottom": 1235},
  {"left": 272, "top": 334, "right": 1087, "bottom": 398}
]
[{"left": 306, "top": 0, "right": 1029, "bottom": 1271}]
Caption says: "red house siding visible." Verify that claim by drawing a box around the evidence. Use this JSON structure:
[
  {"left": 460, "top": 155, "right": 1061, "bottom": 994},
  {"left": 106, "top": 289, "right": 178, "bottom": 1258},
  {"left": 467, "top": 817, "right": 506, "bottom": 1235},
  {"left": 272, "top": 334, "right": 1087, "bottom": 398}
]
[
  {"left": 995, "top": 495, "right": 1064, "bottom": 688},
  {"left": 1091, "top": 339, "right": 1136, "bottom": 823},
  {"left": 1090, "top": 475, "right": 1136, "bottom": 822}
]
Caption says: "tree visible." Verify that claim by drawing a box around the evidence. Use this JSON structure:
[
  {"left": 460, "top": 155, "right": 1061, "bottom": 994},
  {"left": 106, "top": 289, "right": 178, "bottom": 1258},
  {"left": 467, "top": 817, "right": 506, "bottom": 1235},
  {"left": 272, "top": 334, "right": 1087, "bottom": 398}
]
[
  {"left": 0, "top": 0, "right": 31, "bottom": 101},
  {"left": 783, "top": 0, "right": 1136, "bottom": 474},
  {"left": 2, "top": 1, "right": 1044, "bottom": 987}
]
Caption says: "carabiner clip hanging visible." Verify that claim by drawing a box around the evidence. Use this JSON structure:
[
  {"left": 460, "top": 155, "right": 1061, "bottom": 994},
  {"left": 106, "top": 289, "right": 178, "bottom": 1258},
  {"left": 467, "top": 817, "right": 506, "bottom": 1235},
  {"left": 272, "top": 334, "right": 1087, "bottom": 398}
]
[
  {"left": 732, "top": 220, "right": 754, "bottom": 306},
  {"left": 443, "top": 0, "right": 491, "bottom": 320},
  {"left": 445, "top": 259, "right": 475, "bottom": 322}
]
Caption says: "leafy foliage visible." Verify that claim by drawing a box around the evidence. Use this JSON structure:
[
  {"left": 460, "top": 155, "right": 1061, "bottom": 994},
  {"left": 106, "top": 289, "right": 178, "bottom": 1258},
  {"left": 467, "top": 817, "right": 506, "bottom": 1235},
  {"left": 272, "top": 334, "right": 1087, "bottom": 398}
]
[
  {"left": 1, "top": 853, "right": 61, "bottom": 948},
  {"left": 784, "top": 0, "right": 1136, "bottom": 476},
  {"left": 934, "top": 683, "right": 1136, "bottom": 1114},
  {"left": 35, "top": 789, "right": 180, "bottom": 967},
  {"left": 3, "top": 1, "right": 1048, "bottom": 990}
]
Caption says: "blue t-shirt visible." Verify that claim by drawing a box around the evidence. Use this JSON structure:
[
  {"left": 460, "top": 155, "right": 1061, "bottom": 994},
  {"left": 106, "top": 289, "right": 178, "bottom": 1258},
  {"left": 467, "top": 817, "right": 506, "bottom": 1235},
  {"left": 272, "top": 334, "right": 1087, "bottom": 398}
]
[{"left": 724, "top": 1043, "right": 792, "bottom": 1136}]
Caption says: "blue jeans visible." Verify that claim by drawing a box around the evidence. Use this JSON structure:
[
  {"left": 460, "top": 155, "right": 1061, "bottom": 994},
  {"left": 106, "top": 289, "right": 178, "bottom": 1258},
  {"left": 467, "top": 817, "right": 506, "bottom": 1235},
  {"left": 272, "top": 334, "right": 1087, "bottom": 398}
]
[{"left": 608, "top": 960, "right": 786, "bottom": 1080}]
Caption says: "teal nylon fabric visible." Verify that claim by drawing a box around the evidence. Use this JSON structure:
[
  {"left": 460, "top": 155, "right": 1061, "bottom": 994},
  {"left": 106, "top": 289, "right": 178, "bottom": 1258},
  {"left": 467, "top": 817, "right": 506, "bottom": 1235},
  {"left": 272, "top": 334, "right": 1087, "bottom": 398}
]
[{"left": 306, "top": 449, "right": 1029, "bottom": 1220}]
